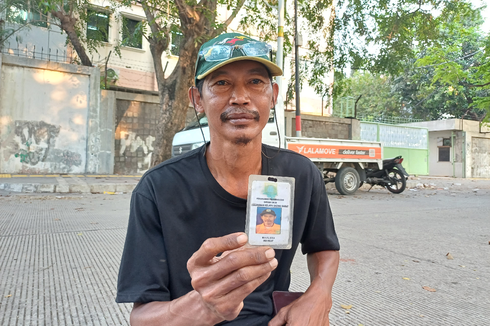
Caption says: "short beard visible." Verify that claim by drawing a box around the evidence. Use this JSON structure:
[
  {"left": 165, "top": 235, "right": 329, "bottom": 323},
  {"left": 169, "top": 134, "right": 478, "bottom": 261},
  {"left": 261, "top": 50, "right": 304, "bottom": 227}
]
[{"left": 233, "top": 136, "right": 252, "bottom": 146}]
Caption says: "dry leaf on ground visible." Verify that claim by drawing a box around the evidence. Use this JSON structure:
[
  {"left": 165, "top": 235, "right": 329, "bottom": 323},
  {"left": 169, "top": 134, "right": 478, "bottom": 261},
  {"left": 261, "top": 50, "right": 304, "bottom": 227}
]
[
  {"left": 422, "top": 286, "right": 436, "bottom": 292},
  {"left": 340, "top": 304, "right": 353, "bottom": 310}
]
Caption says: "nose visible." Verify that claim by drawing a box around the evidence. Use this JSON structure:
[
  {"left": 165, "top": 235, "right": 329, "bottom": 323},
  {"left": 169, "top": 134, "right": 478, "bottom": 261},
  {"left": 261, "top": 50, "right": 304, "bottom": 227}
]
[{"left": 229, "top": 83, "right": 250, "bottom": 106}]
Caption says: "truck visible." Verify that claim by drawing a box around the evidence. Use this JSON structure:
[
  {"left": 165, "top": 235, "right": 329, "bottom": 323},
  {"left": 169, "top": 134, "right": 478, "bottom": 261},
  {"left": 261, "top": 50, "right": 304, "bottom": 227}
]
[{"left": 172, "top": 111, "right": 384, "bottom": 195}]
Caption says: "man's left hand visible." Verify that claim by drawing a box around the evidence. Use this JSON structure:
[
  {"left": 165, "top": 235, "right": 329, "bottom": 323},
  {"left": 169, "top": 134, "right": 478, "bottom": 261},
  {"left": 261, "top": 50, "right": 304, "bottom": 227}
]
[{"left": 268, "top": 290, "right": 332, "bottom": 326}]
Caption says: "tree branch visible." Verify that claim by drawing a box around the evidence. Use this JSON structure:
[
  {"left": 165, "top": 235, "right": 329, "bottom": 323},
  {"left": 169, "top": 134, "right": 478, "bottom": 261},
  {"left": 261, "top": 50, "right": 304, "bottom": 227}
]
[
  {"left": 224, "top": 0, "right": 246, "bottom": 27},
  {"left": 141, "top": 2, "right": 169, "bottom": 51},
  {"left": 416, "top": 49, "right": 483, "bottom": 69},
  {"left": 174, "top": 0, "right": 199, "bottom": 24},
  {"left": 462, "top": 81, "right": 490, "bottom": 88}
]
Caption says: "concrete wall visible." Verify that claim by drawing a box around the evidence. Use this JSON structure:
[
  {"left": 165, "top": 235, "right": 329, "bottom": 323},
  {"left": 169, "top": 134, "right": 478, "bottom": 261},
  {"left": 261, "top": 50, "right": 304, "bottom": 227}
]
[
  {"left": 0, "top": 54, "right": 108, "bottom": 174},
  {"left": 285, "top": 112, "right": 360, "bottom": 140},
  {"left": 471, "top": 137, "right": 490, "bottom": 178}
]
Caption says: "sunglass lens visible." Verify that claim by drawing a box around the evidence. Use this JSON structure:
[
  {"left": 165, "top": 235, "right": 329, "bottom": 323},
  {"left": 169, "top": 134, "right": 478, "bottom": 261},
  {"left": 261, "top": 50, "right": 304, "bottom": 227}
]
[
  {"left": 243, "top": 42, "right": 270, "bottom": 56},
  {"left": 203, "top": 45, "right": 231, "bottom": 61}
]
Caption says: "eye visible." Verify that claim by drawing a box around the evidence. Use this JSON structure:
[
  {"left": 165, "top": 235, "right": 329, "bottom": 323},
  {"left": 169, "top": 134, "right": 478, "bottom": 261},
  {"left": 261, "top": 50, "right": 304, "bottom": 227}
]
[
  {"left": 251, "top": 78, "right": 264, "bottom": 85},
  {"left": 216, "top": 80, "right": 227, "bottom": 86}
]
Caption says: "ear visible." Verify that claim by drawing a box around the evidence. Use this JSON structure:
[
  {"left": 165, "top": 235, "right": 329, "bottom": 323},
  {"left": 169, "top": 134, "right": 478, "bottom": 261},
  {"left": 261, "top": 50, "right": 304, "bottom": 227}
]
[
  {"left": 271, "top": 82, "right": 279, "bottom": 108},
  {"left": 188, "top": 86, "right": 205, "bottom": 114}
]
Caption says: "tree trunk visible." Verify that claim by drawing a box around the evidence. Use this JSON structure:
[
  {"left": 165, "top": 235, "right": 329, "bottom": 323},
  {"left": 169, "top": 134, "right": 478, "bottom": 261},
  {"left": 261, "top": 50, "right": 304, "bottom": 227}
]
[
  {"left": 150, "top": 33, "right": 201, "bottom": 166},
  {"left": 51, "top": 11, "right": 92, "bottom": 67}
]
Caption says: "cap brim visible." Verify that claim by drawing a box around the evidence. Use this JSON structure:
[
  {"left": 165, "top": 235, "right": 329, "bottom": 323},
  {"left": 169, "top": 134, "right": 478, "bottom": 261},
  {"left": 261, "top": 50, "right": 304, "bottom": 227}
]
[{"left": 197, "top": 56, "right": 283, "bottom": 81}]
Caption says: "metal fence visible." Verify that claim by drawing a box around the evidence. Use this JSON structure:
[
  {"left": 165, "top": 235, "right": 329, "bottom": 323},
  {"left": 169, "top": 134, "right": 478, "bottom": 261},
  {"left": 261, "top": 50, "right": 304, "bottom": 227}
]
[
  {"left": 357, "top": 115, "right": 423, "bottom": 124},
  {"left": 1, "top": 44, "right": 76, "bottom": 64}
]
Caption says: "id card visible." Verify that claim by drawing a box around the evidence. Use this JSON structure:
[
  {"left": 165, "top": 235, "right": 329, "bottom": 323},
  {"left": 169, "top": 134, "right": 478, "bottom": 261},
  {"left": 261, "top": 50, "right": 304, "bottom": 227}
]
[{"left": 245, "top": 175, "right": 295, "bottom": 249}]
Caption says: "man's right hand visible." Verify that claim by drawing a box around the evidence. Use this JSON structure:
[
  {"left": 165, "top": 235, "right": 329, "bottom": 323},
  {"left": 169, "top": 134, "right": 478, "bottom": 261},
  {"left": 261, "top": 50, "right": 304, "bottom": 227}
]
[{"left": 187, "top": 232, "right": 278, "bottom": 323}]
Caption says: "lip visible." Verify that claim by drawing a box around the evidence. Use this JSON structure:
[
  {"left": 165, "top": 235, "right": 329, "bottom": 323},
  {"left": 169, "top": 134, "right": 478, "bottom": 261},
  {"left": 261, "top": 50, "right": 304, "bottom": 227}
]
[
  {"left": 225, "top": 113, "right": 257, "bottom": 124},
  {"left": 226, "top": 113, "right": 256, "bottom": 120}
]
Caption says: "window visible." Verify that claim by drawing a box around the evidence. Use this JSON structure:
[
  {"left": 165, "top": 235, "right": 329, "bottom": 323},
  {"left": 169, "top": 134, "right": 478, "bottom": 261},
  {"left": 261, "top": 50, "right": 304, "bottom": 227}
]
[
  {"left": 122, "top": 17, "right": 143, "bottom": 49},
  {"left": 87, "top": 10, "right": 110, "bottom": 42},
  {"left": 7, "top": 1, "right": 48, "bottom": 28},
  {"left": 170, "top": 32, "right": 183, "bottom": 56},
  {"left": 438, "top": 138, "right": 451, "bottom": 162}
]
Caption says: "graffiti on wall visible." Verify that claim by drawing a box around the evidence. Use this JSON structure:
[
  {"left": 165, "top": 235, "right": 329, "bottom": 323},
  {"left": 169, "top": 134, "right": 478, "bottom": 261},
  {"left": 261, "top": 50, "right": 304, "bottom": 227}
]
[
  {"left": 114, "top": 99, "right": 159, "bottom": 175},
  {"left": 1, "top": 120, "right": 83, "bottom": 172},
  {"left": 119, "top": 131, "right": 155, "bottom": 174},
  {"left": 13, "top": 120, "right": 60, "bottom": 165}
]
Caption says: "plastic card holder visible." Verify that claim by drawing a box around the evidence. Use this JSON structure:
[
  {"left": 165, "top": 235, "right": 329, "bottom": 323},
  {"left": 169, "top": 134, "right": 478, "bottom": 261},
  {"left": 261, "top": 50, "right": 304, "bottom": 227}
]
[{"left": 245, "top": 175, "right": 295, "bottom": 249}]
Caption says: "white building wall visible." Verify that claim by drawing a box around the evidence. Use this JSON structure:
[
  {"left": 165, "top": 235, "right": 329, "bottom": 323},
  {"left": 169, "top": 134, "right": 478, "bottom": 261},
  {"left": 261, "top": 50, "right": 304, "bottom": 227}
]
[
  {"left": 407, "top": 119, "right": 490, "bottom": 178},
  {"left": 0, "top": 55, "right": 105, "bottom": 174}
]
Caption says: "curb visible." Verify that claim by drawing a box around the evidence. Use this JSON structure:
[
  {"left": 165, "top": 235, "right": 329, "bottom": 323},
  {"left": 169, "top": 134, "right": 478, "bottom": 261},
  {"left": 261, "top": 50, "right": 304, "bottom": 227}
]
[{"left": 0, "top": 182, "right": 136, "bottom": 194}]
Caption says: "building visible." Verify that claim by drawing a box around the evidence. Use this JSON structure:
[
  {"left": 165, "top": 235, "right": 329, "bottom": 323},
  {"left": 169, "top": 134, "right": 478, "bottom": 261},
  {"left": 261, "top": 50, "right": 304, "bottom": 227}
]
[{"left": 405, "top": 119, "right": 490, "bottom": 178}]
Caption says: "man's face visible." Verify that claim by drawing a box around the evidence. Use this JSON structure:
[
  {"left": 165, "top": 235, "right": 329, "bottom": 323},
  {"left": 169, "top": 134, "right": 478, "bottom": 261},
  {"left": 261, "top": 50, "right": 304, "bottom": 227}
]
[
  {"left": 192, "top": 60, "right": 278, "bottom": 145},
  {"left": 261, "top": 213, "right": 275, "bottom": 227}
]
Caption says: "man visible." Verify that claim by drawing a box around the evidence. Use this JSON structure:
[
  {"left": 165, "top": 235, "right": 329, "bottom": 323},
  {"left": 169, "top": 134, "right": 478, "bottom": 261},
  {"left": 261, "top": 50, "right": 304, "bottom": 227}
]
[
  {"left": 256, "top": 209, "right": 281, "bottom": 234},
  {"left": 116, "top": 32, "right": 340, "bottom": 326}
]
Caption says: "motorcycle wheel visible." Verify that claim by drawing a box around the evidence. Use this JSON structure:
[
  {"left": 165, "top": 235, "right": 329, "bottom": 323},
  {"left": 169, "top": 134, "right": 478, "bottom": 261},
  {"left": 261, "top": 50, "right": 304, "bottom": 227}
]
[
  {"left": 335, "top": 167, "right": 360, "bottom": 195},
  {"left": 385, "top": 169, "right": 406, "bottom": 194}
]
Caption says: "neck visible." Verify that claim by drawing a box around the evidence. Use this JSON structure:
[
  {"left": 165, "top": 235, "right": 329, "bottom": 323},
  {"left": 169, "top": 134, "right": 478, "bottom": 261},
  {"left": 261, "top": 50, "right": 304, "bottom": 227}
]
[{"left": 206, "top": 138, "right": 262, "bottom": 198}]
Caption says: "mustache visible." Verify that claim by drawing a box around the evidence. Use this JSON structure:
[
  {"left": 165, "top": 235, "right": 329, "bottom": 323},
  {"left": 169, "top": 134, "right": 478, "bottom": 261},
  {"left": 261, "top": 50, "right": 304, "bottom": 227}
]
[{"left": 220, "top": 107, "right": 260, "bottom": 122}]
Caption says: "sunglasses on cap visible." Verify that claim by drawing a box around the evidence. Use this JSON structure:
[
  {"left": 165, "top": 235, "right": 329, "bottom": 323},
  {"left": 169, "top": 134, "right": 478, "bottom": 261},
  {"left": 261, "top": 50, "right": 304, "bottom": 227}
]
[{"left": 199, "top": 42, "right": 272, "bottom": 62}]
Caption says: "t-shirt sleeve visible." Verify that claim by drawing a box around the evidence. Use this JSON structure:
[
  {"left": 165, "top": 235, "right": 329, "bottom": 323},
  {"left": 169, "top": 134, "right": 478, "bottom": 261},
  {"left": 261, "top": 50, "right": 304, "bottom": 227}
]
[
  {"left": 116, "top": 191, "right": 171, "bottom": 303},
  {"left": 300, "top": 167, "right": 340, "bottom": 254}
]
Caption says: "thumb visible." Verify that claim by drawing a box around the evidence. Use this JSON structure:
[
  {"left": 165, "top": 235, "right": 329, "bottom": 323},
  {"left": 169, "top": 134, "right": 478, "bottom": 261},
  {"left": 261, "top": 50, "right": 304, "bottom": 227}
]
[{"left": 268, "top": 307, "right": 288, "bottom": 326}]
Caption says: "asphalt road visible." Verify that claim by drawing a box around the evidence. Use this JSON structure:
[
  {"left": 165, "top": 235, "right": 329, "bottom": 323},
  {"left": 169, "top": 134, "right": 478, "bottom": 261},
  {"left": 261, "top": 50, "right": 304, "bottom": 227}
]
[{"left": 0, "top": 181, "right": 489, "bottom": 325}]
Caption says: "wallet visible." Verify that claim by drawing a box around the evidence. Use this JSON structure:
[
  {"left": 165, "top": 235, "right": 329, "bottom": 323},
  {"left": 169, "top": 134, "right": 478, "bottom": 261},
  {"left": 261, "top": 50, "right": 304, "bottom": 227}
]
[{"left": 272, "top": 291, "right": 304, "bottom": 315}]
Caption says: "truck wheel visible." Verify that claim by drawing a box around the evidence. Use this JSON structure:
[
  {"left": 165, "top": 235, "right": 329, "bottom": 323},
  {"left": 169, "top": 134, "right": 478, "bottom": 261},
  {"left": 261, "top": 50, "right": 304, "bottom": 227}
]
[
  {"left": 385, "top": 169, "right": 406, "bottom": 194},
  {"left": 335, "top": 167, "right": 360, "bottom": 195}
]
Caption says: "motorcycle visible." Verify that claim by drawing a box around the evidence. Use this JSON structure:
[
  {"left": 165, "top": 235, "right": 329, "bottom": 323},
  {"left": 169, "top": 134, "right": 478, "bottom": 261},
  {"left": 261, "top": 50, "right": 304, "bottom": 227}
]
[{"left": 363, "top": 156, "right": 410, "bottom": 194}]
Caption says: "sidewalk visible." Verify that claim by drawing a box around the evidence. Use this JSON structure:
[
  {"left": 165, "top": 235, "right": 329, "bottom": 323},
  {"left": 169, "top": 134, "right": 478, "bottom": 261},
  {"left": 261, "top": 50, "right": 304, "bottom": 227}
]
[
  {"left": 0, "top": 174, "right": 140, "bottom": 194},
  {"left": 1, "top": 173, "right": 489, "bottom": 194}
]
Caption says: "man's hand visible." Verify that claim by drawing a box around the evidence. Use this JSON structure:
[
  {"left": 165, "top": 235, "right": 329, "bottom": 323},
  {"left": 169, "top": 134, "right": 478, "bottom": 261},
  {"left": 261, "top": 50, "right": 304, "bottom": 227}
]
[
  {"left": 268, "top": 289, "right": 332, "bottom": 326},
  {"left": 187, "top": 232, "right": 278, "bottom": 323}
]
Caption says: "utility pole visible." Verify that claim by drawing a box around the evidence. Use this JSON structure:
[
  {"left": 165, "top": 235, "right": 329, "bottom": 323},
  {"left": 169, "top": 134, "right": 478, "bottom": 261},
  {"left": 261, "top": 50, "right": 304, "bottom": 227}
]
[
  {"left": 294, "top": 0, "right": 302, "bottom": 137},
  {"left": 275, "top": 0, "right": 286, "bottom": 146}
]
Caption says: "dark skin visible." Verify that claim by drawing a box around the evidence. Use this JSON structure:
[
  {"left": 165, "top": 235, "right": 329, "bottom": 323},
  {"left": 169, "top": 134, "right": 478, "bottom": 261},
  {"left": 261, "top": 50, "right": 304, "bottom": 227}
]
[
  {"left": 261, "top": 214, "right": 276, "bottom": 227},
  {"left": 130, "top": 60, "right": 339, "bottom": 325}
]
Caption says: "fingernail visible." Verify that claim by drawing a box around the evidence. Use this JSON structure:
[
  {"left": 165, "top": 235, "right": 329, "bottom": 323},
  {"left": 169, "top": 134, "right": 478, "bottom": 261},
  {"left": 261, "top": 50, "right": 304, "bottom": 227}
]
[
  {"left": 269, "top": 258, "right": 278, "bottom": 268},
  {"left": 265, "top": 248, "right": 275, "bottom": 259},
  {"left": 237, "top": 234, "right": 247, "bottom": 244}
]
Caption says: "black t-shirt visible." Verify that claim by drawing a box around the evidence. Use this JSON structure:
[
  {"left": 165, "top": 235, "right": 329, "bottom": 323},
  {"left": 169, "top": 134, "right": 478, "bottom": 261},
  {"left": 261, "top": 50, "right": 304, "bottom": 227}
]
[{"left": 116, "top": 144, "right": 340, "bottom": 325}]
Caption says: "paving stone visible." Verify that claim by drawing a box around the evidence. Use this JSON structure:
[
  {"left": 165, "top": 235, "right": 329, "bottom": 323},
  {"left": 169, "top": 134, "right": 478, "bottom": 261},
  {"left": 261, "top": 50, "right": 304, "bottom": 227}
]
[{"left": 0, "top": 184, "right": 489, "bottom": 325}]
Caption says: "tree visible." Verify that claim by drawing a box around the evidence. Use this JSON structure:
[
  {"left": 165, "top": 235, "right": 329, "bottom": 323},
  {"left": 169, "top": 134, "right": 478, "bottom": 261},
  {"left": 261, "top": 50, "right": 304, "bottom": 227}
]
[
  {"left": 1, "top": 0, "right": 119, "bottom": 67},
  {"left": 333, "top": 71, "right": 409, "bottom": 120},
  {"left": 1, "top": 0, "right": 47, "bottom": 51},
  {"left": 416, "top": 2, "right": 489, "bottom": 123},
  {"left": 332, "top": 0, "right": 488, "bottom": 122},
  {"left": 118, "top": 0, "right": 245, "bottom": 165}
]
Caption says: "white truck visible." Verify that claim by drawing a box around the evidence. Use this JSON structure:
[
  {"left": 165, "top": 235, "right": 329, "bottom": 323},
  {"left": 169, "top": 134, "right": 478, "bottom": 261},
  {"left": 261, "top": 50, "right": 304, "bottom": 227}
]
[{"left": 172, "top": 112, "right": 384, "bottom": 195}]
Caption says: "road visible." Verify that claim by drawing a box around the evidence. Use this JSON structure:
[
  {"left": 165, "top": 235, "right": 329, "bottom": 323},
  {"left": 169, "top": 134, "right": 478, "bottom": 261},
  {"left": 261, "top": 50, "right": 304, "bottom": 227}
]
[{"left": 0, "top": 179, "right": 489, "bottom": 325}]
